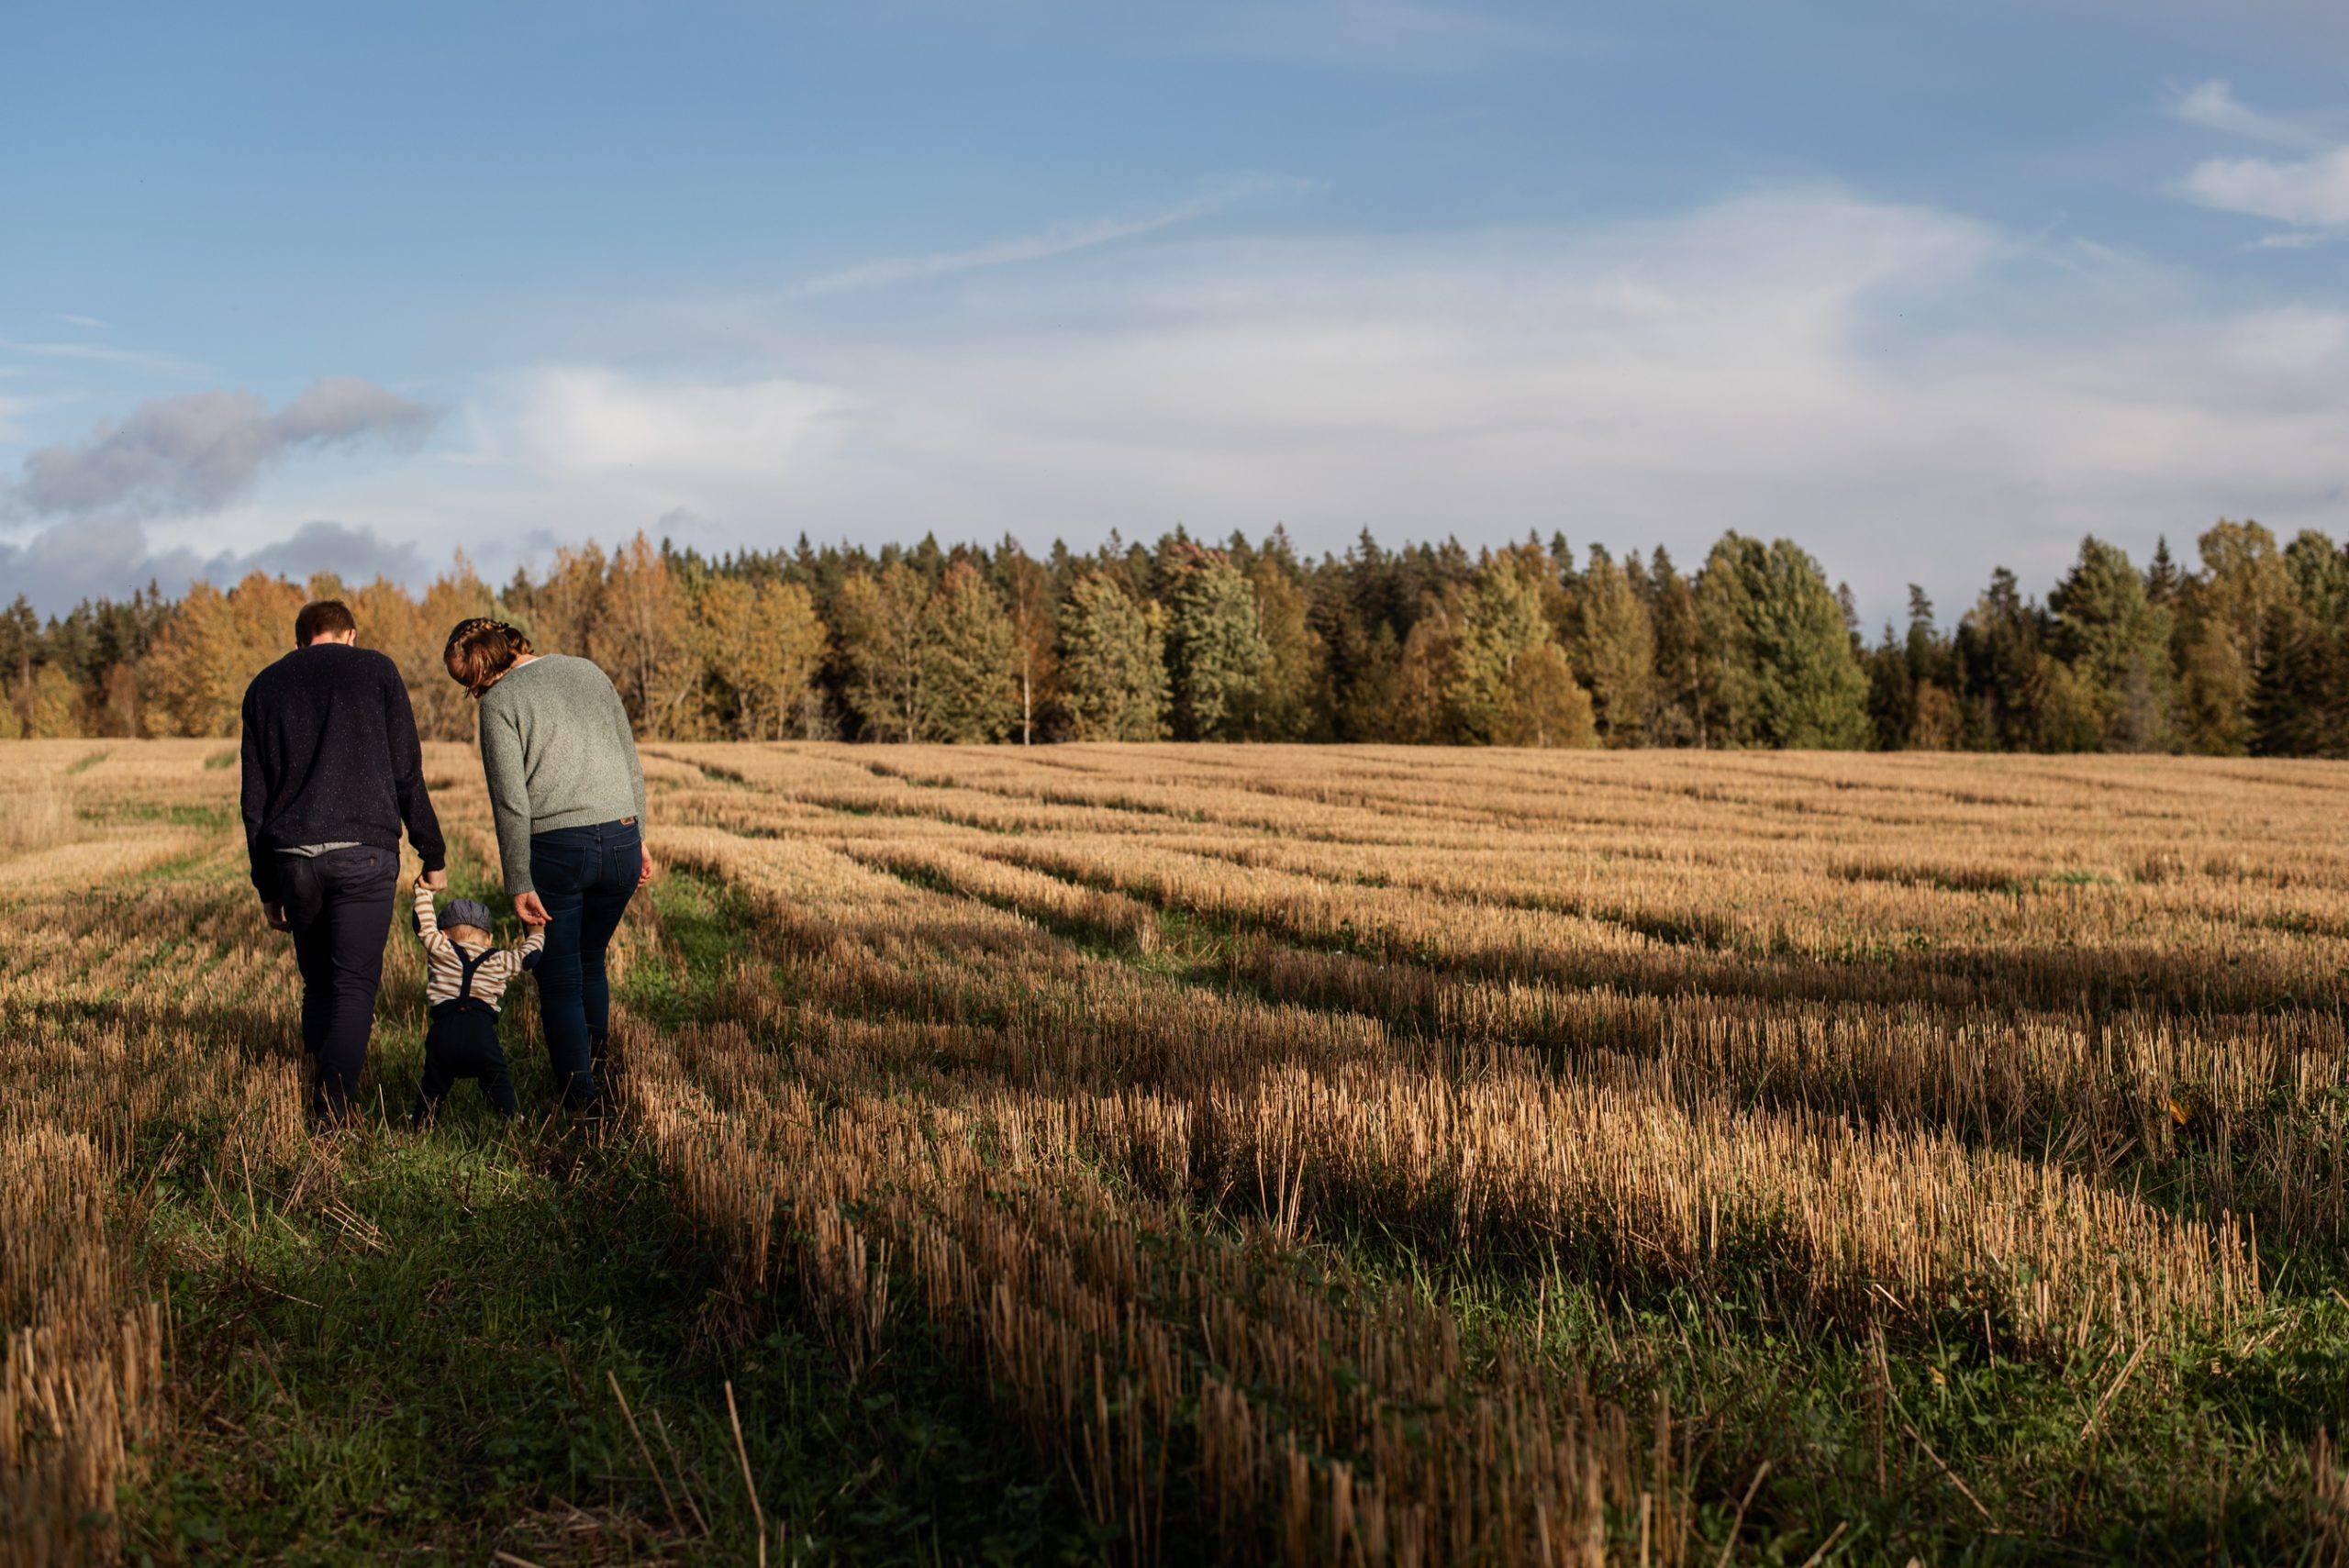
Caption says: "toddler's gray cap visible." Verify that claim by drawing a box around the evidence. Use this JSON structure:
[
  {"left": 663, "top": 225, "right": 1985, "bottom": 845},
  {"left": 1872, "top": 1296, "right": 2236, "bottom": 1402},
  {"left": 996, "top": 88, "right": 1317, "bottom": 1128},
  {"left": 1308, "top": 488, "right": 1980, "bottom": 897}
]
[{"left": 440, "top": 897, "right": 495, "bottom": 932}]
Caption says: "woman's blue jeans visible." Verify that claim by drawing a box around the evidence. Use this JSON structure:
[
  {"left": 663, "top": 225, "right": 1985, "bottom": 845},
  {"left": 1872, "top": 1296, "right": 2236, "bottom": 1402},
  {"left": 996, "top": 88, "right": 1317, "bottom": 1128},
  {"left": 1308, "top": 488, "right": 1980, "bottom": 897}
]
[{"left": 529, "top": 817, "right": 641, "bottom": 1107}]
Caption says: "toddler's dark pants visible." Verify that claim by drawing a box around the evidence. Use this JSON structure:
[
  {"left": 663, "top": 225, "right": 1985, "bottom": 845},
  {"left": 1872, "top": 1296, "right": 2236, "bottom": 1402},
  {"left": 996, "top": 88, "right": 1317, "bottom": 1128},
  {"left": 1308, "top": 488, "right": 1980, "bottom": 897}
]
[{"left": 411, "top": 1000, "right": 518, "bottom": 1126}]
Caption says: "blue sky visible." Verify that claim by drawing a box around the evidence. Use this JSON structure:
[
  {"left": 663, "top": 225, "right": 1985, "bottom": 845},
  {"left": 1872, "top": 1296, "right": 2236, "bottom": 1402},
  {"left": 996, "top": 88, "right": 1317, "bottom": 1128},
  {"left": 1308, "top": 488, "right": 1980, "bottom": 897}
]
[{"left": 6, "top": 0, "right": 2349, "bottom": 621}]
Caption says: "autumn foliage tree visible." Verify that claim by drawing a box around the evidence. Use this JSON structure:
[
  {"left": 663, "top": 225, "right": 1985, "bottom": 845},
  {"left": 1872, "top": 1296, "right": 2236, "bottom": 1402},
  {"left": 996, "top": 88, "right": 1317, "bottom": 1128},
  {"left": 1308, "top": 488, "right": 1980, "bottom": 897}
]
[
  {"left": 695, "top": 576, "right": 827, "bottom": 740},
  {"left": 19, "top": 515, "right": 2349, "bottom": 756},
  {"left": 837, "top": 562, "right": 933, "bottom": 743}
]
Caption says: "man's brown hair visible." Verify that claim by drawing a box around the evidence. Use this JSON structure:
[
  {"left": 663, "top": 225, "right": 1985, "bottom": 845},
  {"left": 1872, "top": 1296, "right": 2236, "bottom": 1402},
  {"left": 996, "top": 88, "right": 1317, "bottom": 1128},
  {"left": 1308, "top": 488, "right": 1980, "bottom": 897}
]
[
  {"left": 444, "top": 617, "right": 535, "bottom": 699},
  {"left": 295, "top": 600, "right": 357, "bottom": 647}
]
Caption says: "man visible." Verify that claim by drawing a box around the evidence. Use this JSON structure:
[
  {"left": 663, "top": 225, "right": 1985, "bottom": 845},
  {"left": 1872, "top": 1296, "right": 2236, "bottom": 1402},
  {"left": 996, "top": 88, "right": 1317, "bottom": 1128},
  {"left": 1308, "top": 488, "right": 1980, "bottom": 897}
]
[{"left": 240, "top": 598, "right": 448, "bottom": 1123}]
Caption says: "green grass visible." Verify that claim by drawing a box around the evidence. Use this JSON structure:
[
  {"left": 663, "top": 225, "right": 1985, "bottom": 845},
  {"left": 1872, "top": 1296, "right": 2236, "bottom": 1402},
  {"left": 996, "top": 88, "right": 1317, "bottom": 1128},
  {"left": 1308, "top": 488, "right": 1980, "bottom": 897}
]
[
  {"left": 76, "top": 800, "right": 238, "bottom": 831},
  {"left": 128, "top": 869, "right": 1097, "bottom": 1566},
  {"left": 1315, "top": 1219, "right": 2349, "bottom": 1566}
]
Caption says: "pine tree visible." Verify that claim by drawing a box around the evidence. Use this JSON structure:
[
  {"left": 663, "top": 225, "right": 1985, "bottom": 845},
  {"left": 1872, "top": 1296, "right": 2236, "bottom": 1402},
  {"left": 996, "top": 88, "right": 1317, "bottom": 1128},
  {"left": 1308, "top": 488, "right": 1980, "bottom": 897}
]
[
  {"left": 1059, "top": 573, "right": 1169, "bottom": 741},
  {"left": 1693, "top": 538, "right": 1763, "bottom": 745},
  {"left": 1339, "top": 621, "right": 1413, "bottom": 742},
  {"left": 1865, "top": 625, "right": 1914, "bottom": 751},
  {"left": 2048, "top": 536, "right": 2174, "bottom": 752},
  {"left": 1693, "top": 534, "right": 1869, "bottom": 749},
  {"left": 1573, "top": 546, "right": 1654, "bottom": 747},
  {"left": 0, "top": 596, "right": 42, "bottom": 692},
  {"left": 1163, "top": 547, "right": 1268, "bottom": 741},
  {"left": 1955, "top": 567, "right": 2045, "bottom": 751},
  {"left": 1643, "top": 548, "right": 1703, "bottom": 746},
  {"left": 918, "top": 562, "right": 1021, "bottom": 743}
]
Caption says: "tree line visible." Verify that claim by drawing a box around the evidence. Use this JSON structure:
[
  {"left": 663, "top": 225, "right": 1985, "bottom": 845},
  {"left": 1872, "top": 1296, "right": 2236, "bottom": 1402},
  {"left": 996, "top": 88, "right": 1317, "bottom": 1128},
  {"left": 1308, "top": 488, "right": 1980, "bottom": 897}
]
[{"left": 3, "top": 520, "right": 2345, "bottom": 754}]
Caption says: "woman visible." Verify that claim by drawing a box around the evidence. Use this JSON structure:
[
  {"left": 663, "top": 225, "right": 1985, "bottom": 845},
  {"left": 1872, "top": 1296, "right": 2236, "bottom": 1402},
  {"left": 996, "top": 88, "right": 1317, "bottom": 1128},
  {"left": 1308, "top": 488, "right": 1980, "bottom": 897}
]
[{"left": 443, "top": 617, "right": 652, "bottom": 1109}]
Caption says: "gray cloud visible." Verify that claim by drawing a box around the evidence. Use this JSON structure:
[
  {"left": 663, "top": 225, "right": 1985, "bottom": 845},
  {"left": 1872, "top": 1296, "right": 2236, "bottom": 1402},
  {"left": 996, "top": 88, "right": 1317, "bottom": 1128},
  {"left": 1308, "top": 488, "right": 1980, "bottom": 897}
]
[
  {"left": 0, "top": 517, "right": 427, "bottom": 613},
  {"left": 8, "top": 377, "right": 439, "bottom": 521},
  {"left": 220, "top": 519, "right": 428, "bottom": 587}
]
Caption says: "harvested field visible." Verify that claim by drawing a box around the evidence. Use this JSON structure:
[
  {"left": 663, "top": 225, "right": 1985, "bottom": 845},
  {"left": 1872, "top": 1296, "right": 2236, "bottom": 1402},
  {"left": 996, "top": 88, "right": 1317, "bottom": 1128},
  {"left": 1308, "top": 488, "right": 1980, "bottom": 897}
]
[{"left": 5, "top": 739, "right": 2348, "bottom": 1564}]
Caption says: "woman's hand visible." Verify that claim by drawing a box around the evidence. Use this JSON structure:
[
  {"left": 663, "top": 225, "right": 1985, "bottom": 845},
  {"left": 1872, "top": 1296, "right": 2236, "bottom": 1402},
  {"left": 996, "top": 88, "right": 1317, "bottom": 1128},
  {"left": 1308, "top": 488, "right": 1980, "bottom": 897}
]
[
  {"left": 515, "top": 890, "right": 551, "bottom": 925},
  {"left": 638, "top": 848, "right": 656, "bottom": 889}
]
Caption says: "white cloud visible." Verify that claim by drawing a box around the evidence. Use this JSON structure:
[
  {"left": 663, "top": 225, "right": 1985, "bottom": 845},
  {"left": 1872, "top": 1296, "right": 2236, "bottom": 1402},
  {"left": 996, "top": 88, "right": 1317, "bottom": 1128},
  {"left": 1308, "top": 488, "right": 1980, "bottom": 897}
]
[
  {"left": 22, "top": 189, "right": 2349, "bottom": 623},
  {"left": 55, "top": 314, "right": 109, "bottom": 330},
  {"left": 802, "top": 176, "right": 1309, "bottom": 295},
  {"left": 2253, "top": 228, "right": 2332, "bottom": 250},
  {"left": 2170, "top": 82, "right": 2349, "bottom": 239},
  {"left": 480, "top": 365, "right": 851, "bottom": 484},
  {"left": 2168, "top": 79, "right": 2324, "bottom": 147},
  {"left": 340, "top": 190, "right": 2341, "bottom": 626},
  {"left": 2180, "top": 146, "right": 2349, "bottom": 228}
]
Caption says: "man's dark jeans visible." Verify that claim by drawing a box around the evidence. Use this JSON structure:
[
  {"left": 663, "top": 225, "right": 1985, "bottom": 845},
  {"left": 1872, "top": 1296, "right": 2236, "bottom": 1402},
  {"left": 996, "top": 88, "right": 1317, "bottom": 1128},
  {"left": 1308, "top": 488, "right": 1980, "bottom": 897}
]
[
  {"left": 530, "top": 818, "right": 641, "bottom": 1108},
  {"left": 281, "top": 844, "right": 398, "bottom": 1123}
]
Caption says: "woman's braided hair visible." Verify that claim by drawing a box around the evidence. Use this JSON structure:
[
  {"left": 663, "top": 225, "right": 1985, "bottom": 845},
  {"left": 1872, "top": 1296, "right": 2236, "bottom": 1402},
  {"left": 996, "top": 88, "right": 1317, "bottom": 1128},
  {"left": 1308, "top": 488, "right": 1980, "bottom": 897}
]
[{"left": 443, "top": 617, "right": 536, "bottom": 699}]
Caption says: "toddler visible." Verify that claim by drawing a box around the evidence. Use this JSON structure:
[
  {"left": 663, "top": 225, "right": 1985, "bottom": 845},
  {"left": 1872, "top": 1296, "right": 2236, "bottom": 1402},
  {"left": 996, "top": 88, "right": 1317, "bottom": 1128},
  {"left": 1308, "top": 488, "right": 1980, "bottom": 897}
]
[{"left": 410, "top": 883, "right": 544, "bottom": 1126}]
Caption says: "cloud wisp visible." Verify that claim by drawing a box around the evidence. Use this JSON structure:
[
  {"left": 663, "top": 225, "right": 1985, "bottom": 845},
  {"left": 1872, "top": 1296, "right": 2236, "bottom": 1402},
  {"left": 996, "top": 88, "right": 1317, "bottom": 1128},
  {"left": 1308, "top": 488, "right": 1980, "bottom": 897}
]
[
  {"left": 2168, "top": 79, "right": 2326, "bottom": 147},
  {"left": 0, "top": 337, "right": 208, "bottom": 379},
  {"left": 2181, "top": 147, "right": 2349, "bottom": 230},
  {"left": 2171, "top": 81, "right": 2349, "bottom": 239},
  {"left": 6, "top": 377, "right": 440, "bottom": 521},
  {"left": 801, "top": 175, "right": 1309, "bottom": 295}
]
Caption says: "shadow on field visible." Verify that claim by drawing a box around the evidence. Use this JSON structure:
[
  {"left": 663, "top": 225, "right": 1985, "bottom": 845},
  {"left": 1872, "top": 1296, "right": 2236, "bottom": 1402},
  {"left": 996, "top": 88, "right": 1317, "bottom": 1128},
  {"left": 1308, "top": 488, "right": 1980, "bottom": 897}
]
[
  {"left": 127, "top": 870, "right": 1098, "bottom": 1567},
  {"left": 25, "top": 995, "right": 301, "bottom": 1063}
]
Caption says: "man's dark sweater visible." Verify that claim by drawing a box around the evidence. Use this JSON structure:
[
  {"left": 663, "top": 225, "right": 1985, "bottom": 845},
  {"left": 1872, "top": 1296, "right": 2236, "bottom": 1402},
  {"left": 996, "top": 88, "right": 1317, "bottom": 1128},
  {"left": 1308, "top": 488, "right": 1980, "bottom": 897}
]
[{"left": 239, "top": 643, "right": 446, "bottom": 902}]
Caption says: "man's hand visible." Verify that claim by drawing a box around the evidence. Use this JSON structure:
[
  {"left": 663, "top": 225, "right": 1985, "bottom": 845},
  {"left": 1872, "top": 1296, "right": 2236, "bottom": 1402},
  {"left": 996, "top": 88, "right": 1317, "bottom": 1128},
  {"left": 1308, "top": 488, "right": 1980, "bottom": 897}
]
[
  {"left": 638, "top": 848, "right": 656, "bottom": 889},
  {"left": 514, "top": 890, "right": 551, "bottom": 925},
  {"left": 262, "top": 902, "right": 293, "bottom": 932},
  {"left": 417, "top": 866, "right": 449, "bottom": 893}
]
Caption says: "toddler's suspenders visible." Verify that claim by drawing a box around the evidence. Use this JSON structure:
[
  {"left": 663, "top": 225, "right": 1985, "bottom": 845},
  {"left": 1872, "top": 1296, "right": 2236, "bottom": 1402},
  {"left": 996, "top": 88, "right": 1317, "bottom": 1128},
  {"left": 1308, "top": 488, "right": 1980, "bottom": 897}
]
[{"left": 456, "top": 946, "right": 494, "bottom": 1004}]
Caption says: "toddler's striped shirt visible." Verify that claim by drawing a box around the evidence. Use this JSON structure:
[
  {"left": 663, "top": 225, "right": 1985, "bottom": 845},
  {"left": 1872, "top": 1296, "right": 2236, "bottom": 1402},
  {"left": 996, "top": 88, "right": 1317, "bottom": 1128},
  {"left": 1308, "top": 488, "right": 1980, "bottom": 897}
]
[{"left": 414, "top": 884, "right": 544, "bottom": 1011}]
